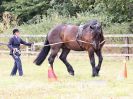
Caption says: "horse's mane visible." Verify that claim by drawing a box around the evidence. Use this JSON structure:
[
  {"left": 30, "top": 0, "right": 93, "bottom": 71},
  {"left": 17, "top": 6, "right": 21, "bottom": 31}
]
[{"left": 83, "top": 19, "right": 101, "bottom": 29}]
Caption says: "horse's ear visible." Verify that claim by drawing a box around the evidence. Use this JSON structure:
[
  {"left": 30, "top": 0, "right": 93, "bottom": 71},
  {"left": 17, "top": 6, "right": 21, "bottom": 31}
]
[{"left": 82, "top": 23, "right": 88, "bottom": 29}]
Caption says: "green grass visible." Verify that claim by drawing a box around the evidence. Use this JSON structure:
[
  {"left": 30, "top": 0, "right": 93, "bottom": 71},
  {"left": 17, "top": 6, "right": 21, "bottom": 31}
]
[{"left": 0, "top": 53, "right": 133, "bottom": 99}]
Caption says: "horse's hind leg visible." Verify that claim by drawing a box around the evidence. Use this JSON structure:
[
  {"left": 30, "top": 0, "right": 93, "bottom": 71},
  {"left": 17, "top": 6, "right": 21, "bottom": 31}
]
[
  {"left": 48, "top": 45, "right": 61, "bottom": 68},
  {"left": 59, "top": 48, "right": 74, "bottom": 76}
]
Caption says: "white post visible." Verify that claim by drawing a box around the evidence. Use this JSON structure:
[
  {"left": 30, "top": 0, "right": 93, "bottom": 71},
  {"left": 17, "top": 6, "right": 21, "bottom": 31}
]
[{"left": 26, "top": 37, "right": 29, "bottom": 56}]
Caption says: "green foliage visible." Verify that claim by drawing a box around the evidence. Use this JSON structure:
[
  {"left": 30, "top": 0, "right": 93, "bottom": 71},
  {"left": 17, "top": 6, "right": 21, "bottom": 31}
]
[
  {"left": 0, "top": 0, "right": 132, "bottom": 35},
  {"left": 129, "top": 21, "right": 133, "bottom": 33},
  {"left": 0, "top": 23, "right": 3, "bottom": 33},
  {"left": 104, "top": 22, "right": 129, "bottom": 34},
  {"left": 3, "top": 12, "right": 130, "bottom": 35},
  {"left": 2, "top": 0, "right": 51, "bottom": 24},
  {"left": 71, "top": 0, "right": 95, "bottom": 11},
  {"left": 49, "top": 0, "right": 80, "bottom": 16},
  {"left": 101, "top": 0, "right": 132, "bottom": 23},
  {"left": 1, "top": 0, "right": 132, "bottom": 24}
]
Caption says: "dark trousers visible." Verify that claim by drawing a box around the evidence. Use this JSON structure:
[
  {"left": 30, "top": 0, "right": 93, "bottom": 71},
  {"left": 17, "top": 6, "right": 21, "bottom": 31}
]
[{"left": 10, "top": 55, "right": 23, "bottom": 76}]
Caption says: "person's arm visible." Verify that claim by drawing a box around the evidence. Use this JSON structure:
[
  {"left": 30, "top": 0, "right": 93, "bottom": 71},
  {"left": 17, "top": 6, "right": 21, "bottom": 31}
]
[
  {"left": 8, "top": 38, "right": 13, "bottom": 50},
  {"left": 20, "top": 38, "right": 32, "bottom": 46}
]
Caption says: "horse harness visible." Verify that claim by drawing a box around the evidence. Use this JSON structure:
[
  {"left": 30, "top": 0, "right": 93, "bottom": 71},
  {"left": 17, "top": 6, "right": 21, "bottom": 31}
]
[
  {"left": 76, "top": 25, "right": 106, "bottom": 50},
  {"left": 76, "top": 25, "right": 84, "bottom": 50}
]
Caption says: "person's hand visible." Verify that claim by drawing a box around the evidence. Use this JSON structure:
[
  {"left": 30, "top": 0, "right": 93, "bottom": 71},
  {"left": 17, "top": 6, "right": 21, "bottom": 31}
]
[
  {"left": 31, "top": 43, "right": 35, "bottom": 51},
  {"left": 13, "top": 48, "right": 17, "bottom": 52},
  {"left": 31, "top": 43, "right": 34, "bottom": 46}
]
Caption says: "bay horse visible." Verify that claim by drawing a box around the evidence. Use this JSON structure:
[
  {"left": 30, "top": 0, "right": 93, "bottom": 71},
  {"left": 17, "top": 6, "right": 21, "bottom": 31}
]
[{"left": 34, "top": 20, "right": 105, "bottom": 77}]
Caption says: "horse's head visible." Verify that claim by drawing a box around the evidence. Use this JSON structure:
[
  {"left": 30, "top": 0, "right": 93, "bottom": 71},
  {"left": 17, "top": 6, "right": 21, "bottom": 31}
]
[{"left": 84, "top": 20, "right": 104, "bottom": 49}]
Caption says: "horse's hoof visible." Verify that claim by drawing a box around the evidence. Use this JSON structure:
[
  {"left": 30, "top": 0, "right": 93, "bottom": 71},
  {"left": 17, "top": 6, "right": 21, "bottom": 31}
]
[
  {"left": 69, "top": 71, "right": 74, "bottom": 76},
  {"left": 96, "top": 67, "right": 100, "bottom": 74},
  {"left": 92, "top": 74, "right": 95, "bottom": 77},
  {"left": 95, "top": 74, "right": 99, "bottom": 77},
  {"left": 92, "top": 73, "right": 99, "bottom": 77}
]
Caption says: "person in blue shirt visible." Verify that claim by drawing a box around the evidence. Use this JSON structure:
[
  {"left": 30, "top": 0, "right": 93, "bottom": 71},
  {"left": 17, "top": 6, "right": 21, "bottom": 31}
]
[{"left": 8, "top": 29, "right": 33, "bottom": 76}]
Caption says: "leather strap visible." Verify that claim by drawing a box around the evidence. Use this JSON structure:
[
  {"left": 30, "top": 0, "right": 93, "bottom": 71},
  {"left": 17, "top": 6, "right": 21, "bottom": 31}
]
[{"left": 76, "top": 25, "right": 84, "bottom": 50}]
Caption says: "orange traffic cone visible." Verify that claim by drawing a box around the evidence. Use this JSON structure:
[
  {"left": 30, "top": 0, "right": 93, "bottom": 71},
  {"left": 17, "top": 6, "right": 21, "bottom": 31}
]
[
  {"left": 48, "top": 66, "right": 58, "bottom": 82},
  {"left": 117, "top": 60, "right": 127, "bottom": 80},
  {"left": 123, "top": 60, "right": 127, "bottom": 78}
]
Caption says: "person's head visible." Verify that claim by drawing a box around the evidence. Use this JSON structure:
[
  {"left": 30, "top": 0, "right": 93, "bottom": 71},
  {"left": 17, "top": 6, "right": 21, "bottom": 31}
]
[{"left": 13, "top": 29, "right": 20, "bottom": 36}]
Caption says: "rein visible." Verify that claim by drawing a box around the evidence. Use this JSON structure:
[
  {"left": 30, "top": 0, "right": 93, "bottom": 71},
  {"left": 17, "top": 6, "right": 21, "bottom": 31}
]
[
  {"left": 0, "top": 39, "right": 105, "bottom": 47},
  {"left": 0, "top": 43, "right": 8, "bottom": 46},
  {"left": 41, "top": 39, "right": 105, "bottom": 47}
]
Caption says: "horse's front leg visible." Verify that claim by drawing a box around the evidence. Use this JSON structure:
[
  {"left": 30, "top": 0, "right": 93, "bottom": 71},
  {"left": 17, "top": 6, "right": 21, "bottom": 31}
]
[
  {"left": 88, "top": 48, "right": 97, "bottom": 77},
  {"left": 95, "top": 49, "right": 103, "bottom": 76}
]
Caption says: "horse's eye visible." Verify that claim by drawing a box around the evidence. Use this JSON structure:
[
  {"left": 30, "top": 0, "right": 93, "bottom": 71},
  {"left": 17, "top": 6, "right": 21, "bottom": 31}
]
[{"left": 90, "top": 26, "right": 94, "bottom": 29}]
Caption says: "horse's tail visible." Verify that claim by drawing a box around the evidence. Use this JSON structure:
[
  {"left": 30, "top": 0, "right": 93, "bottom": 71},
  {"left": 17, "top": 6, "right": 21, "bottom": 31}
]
[{"left": 34, "top": 38, "right": 50, "bottom": 66}]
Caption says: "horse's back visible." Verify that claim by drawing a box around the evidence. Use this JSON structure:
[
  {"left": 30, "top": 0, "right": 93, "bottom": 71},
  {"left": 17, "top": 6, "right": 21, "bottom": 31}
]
[
  {"left": 48, "top": 24, "right": 78, "bottom": 42},
  {"left": 61, "top": 24, "right": 86, "bottom": 51},
  {"left": 47, "top": 24, "right": 83, "bottom": 50},
  {"left": 47, "top": 24, "right": 65, "bottom": 44},
  {"left": 61, "top": 24, "right": 78, "bottom": 40}
]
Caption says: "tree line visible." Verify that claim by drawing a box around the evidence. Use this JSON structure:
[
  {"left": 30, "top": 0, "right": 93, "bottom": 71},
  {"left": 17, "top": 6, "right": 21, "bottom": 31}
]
[{"left": 0, "top": 0, "right": 132, "bottom": 33}]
